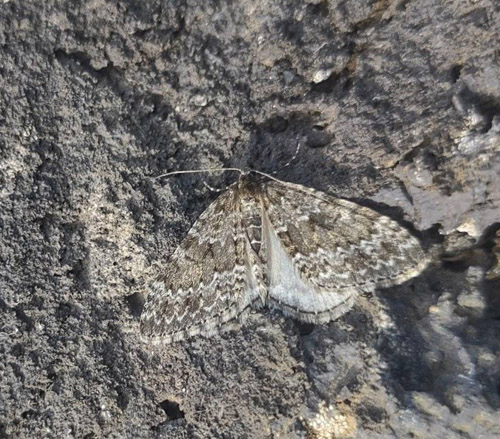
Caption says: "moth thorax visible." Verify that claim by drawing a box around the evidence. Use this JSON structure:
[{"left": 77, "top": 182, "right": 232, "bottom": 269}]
[{"left": 237, "top": 173, "right": 263, "bottom": 197}]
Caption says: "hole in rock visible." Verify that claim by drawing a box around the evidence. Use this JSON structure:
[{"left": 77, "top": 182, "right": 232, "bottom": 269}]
[
  {"left": 160, "top": 399, "right": 185, "bottom": 420},
  {"left": 126, "top": 292, "right": 145, "bottom": 318}
]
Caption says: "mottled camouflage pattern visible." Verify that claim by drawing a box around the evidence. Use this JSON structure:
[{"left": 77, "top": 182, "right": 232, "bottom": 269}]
[{"left": 141, "top": 174, "right": 429, "bottom": 344}]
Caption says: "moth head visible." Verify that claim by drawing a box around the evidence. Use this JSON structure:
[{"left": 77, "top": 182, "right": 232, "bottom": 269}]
[{"left": 237, "top": 170, "right": 264, "bottom": 196}]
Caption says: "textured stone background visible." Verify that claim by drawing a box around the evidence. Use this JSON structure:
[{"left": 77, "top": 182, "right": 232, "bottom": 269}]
[{"left": 1, "top": 1, "right": 499, "bottom": 438}]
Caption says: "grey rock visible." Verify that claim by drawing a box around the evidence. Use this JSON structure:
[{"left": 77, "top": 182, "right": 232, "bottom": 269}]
[{"left": 1, "top": 0, "right": 499, "bottom": 438}]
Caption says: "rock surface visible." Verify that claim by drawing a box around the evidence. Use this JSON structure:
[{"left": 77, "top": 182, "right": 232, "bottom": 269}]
[{"left": 1, "top": 0, "right": 499, "bottom": 438}]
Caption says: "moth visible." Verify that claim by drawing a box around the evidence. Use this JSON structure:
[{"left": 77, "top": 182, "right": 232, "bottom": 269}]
[{"left": 140, "top": 170, "right": 429, "bottom": 344}]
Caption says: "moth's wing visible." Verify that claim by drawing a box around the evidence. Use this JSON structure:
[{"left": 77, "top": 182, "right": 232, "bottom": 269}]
[
  {"left": 141, "top": 187, "right": 260, "bottom": 344},
  {"left": 262, "top": 181, "right": 429, "bottom": 324}
]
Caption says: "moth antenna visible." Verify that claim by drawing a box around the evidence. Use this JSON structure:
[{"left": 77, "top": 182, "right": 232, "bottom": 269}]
[
  {"left": 271, "top": 142, "right": 302, "bottom": 175},
  {"left": 154, "top": 167, "right": 244, "bottom": 194},
  {"left": 154, "top": 167, "right": 245, "bottom": 180},
  {"left": 202, "top": 180, "right": 225, "bottom": 193},
  {"left": 251, "top": 169, "right": 292, "bottom": 185}
]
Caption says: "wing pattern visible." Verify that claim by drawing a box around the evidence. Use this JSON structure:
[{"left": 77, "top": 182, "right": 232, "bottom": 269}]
[
  {"left": 262, "top": 181, "right": 429, "bottom": 323},
  {"left": 140, "top": 187, "right": 259, "bottom": 344},
  {"left": 141, "top": 174, "right": 430, "bottom": 341}
]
